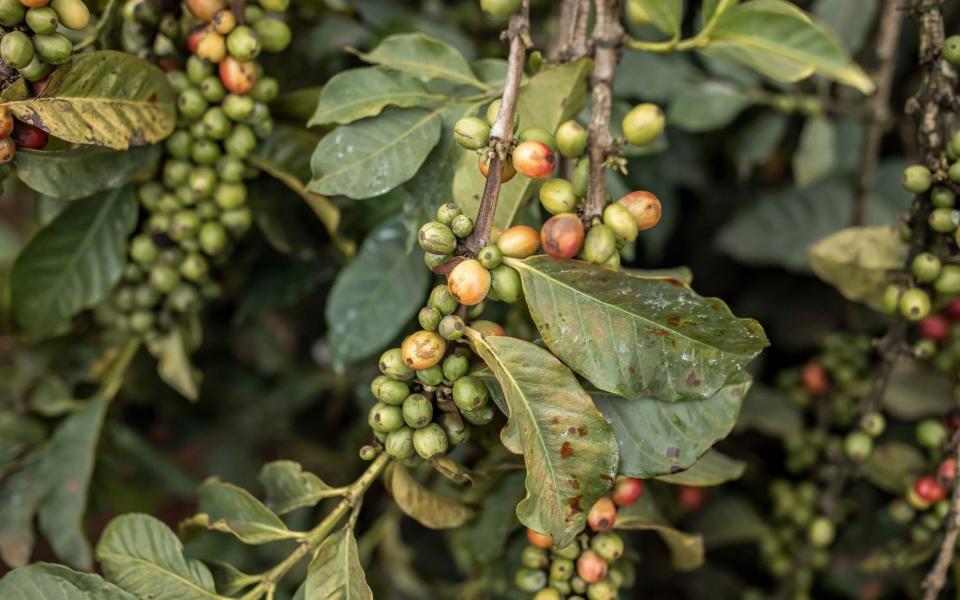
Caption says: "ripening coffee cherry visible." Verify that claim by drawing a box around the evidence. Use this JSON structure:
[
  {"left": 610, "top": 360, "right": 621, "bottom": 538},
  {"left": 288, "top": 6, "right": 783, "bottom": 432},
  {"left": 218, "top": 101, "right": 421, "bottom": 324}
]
[
  {"left": 917, "top": 418, "right": 947, "bottom": 449},
  {"left": 401, "top": 330, "right": 446, "bottom": 370},
  {"left": 478, "top": 154, "right": 517, "bottom": 181},
  {"left": 935, "top": 265, "right": 960, "bottom": 295},
  {"left": 491, "top": 265, "right": 522, "bottom": 303},
  {"left": 478, "top": 244, "right": 503, "bottom": 269},
  {"left": 471, "top": 319, "right": 506, "bottom": 337},
  {"left": 800, "top": 361, "right": 828, "bottom": 395},
  {"left": 590, "top": 532, "right": 624, "bottom": 561},
  {"left": 576, "top": 550, "right": 608, "bottom": 584},
  {"left": 380, "top": 347, "right": 415, "bottom": 381},
  {"left": 226, "top": 25, "right": 261, "bottom": 60},
  {"left": 402, "top": 393, "right": 433, "bottom": 429},
  {"left": 448, "top": 259, "right": 491, "bottom": 306},
  {"left": 807, "top": 517, "right": 835, "bottom": 548},
  {"left": 844, "top": 431, "right": 873, "bottom": 462},
  {"left": 588, "top": 497, "right": 617, "bottom": 532},
  {"left": 0, "top": 137, "right": 15, "bottom": 164},
  {"left": 513, "top": 141, "right": 556, "bottom": 179},
  {"left": 603, "top": 202, "right": 639, "bottom": 245},
  {"left": 527, "top": 528, "right": 553, "bottom": 549},
  {"left": 186, "top": 0, "right": 225, "bottom": 21},
  {"left": 540, "top": 178, "right": 578, "bottom": 214},
  {"left": 617, "top": 190, "right": 662, "bottom": 230},
  {"left": 938, "top": 457, "right": 958, "bottom": 482},
  {"left": 515, "top": 568, "right": 548, "bottom": 593},
  {"left": 1, "top": 30, "right": 33, "bottom": 68},
  {"left": 480, "top": 0, "right": 521, "bottom": 19},
  {"left": 540, "top": 214, "right": 585, "bottom": 260},
  {"left": 416, "top": 365, "right": 444, "bottom": 386},
  {"left": 556, "top": 120, "right": 587, "bottom": 158},
  {"left": 486, "top": 98, "right": 520, "bottom": 130},
  {"left": 902, "top": 164, "right": 933, "bottom": 193},
  {"left": 932, "top": 187, "right": 956, "bottom": 208},
  {"left": 368, "top": 402, "right": 404, "bottom": 433},
  {"left": 436, "top": 203, "right": 462, "bottom": 226},
  {"left": 623, "top": 103, "right": 665, "bottom": 146},
  {"left": 929, "top": 207, "right": 960, "bottom": 232},
  {"left": 913, "top": 252, "right": 943, "bottom": 283},
  {"left": 860, "top": 412, "right": 886, "bottom": 437},
  {"left": 210, "top": 8, "right": 236, "bottom": 34},
  {"left": 611, "top": 477, "right": 644, "bottom": 507},
  {"left": 428, "top": 284, "right": 459, "bottom": 315},
  {"left": 454, "top": 116, "right": 491, "bottom": 150},
  {"left": 412, "top": 422, "right": 449, "bottom": 458},
  {"left": 419, "top": 221, "right": 457, "bottom": 255},
  {"left": 914, "top": 476, "right": 947, "bottom": 504},
  {"left": 497, "top": 225, "right": 540, "bottom": 258},
  {"left": 453, "top": 375, "right": 489, "bottom": 411},
  {"left": 451, "top": 214, "right": 474, "bottom": 238},
  {"left": 945, "top": 35, "right": 960, "bottom": 64},
  {"left": 581, "top": 224, "right": 617, "bottom": 264},
  {"left": 219, "top": 57, "right": 257, "bottom": 94},
  {"left": 899, "top": 287, "right": 931, "bottom": 321},
  {"left": 438, "top": 314, "right": 465, "bottom": 340},
  {"left": 384, "top": 427, "right": 415, "bottom": 459}
]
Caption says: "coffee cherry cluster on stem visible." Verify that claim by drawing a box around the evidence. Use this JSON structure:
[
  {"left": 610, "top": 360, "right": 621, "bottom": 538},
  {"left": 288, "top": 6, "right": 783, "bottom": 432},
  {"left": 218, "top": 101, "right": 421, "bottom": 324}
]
[
  {"left": 515, "top": 477, "right": 643, "bottom": 600},
  {"left": 0, "top": 104, "right": 45, "bottom": 165},
  {"left": 97, "top": 0, "right": 289, "bottom": 339},
  {"left": 0, "top": 0, "right": 89, "bottom": 82}
]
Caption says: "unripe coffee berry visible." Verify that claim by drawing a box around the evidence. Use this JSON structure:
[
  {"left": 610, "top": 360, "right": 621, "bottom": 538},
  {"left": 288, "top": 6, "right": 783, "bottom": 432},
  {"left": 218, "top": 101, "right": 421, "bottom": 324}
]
[
  {"left": 419, "top": 221, "right": 457, "bottom": 255},
  {"left": 491, "top": 265, "right": 522, "bottom": 303},
  {"left": 497, "top": 225, "right": 540, "bottom": 258},
  {"left": 478, "top": 244, "right": 503, "bottom": 269},
  {"left": 899, "top": 287, "right": 931, "bottom": 321},
  {"left": 442, "top": 353, "right": 469, "bottom": 381},
  {"left": 368, "top": 402, "right": 404, "bottom": 433},
  {"left": 485, "top": 98, "right": 519, "bottom": 131},
  {"left": 514, "top": 568, "right": 548, "bottom": 593},
  {"left": 572, "top": 158, "right": 589, "bottom": 197},
  {"left": 401, "top": 330, "right": 446, "bottom": 370},
  {"left": 438, "top": 314, "right": 465, "bottom": 340},
  {"left": 586, "top": 580, "right": 617, "bottom": 600},
  {"left": 913, "top": 252, "right": 943, "bottom": 283},
  {"left": 581, "top": 224, "right": 617, "bottom": 264},
  {"left": 929, "top": 207, "right": 960, "bottom": 232},
  {"left": 1, "top": 30, "right": 33, "bottom": 68},
  {"left": 452, "top": 375, "right": 488, "bottom": 411},
  {"left": 534, "top": 588, "right": 561, "bottom": 600},
  {"left": 428, "top": 284, "right": 459, "bottom": 315},
  {"left": 448, "top": 259, "right": 491, "bottom": 306},
  {"left": 902, "top": 164, "right": 933, "bottom": 193},
  {"left": 522, "top": 545, "right": 550, "bottom": 569},
  {"left": 808, "top": 517, "right": 835, "bottom": 548},
  {"left": 556, "top": 120, "right": 587, "bottom": 158},
  {"left": 550, "top": 558, "right": 575, "bottom": 581},
  {"left": 480, "top": 0, "right": 521, "bottom": 19},
  {"left": 576, "top": 550, "right": 608, "bottom": 583},
  {"left": 385, "top": 427, "right": 415, "bottom": 459},
  {"left": 917, "top": 419, "right": 947, "bottom": 448},
  {"left": 412, "top": 422, "right": 449, "bottom": 458},
  {"left": 844, "top": 431, "right": 872, "bottom": 462},
  {"left": 512, "top": 141, "right": 556, "bottom": 179},
  {"left": 617, "top": 191, "right": 662, "bottom": 230},
  {"left": 932, "top": 187, "right": 956, "bottom": 208},
  {"left": 540, "top": 178, "right": 578, "bottom": 214},
  {"left": 590, "top": 532, "right": 624, "bottom": 561},
  {"left": 945, "top": 35, "right": 960, "bottom": 65},
  {"left": 623, "top": 103, "right": 665, "bottom": 146},
  {"left": 436, "top": 203, "right": 462, "bottom": 226},
  {"left": 611, "top": 476, "right": 644, "bottom": 506},
  {"left": 588, "top": 497, "right": 617, "bottom": 532},
  {"left": 936, "top": 265, "right": 960, "bottom": 294},
  {"left": 453, "top": 116, "right": 490, "bottom": 150},
  {"left": 254, "top": 17, "right": 291, "bottom": 53},
  {"left": 603, "top": 202, "right": 639, "bottom": 245},
  {"left": 451, "top": 214, "right": 474, "bottom": 238},
  {"left": 380, "top": 347, "right": 415, "bottom": 381},
  {"left": 359, "top": 444, "right": 379, "bottom": 461},
  {"left": 882, "top": 284, "right": 901, "bottom": 314},
  {"left": 860, "top": 412, "right": 886, "bottom": 437},
  {"left": 378, "top": 379, "right": 410, "bottom": 406},
  {"left": 416, "top": 365, "right": 444, "bottom": 387},
  {"left": 419, "top": 306, "right": 442, "bottom": 331},
  {"left": 402, "top": 393, "right": 433, "bottom": 428}
]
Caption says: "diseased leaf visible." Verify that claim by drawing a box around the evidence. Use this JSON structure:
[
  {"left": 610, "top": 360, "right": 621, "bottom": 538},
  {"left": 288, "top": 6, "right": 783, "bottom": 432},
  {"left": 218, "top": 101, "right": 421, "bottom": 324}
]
[
  {"left": 305, "top": 528, "right": 372, "bottom": 600},
  {"left": 466, "top": 331, "right": 618, "bottom": 547},
  {"left": 191, "top": 478, "right": 298, "bottom": 544},
  {"left": 593, "top": 374, "right": 751, "bottom": 479},
  {"left": 258, "top": 460, "right": 337, "bottom": 515},
  {"left": 614, "top": 491, "right": 704, "bottom": 571},
  {"left": 704, "top": 0, "right": 875, "bottom": 93},
  {"left": 308, "top": 107, "right": 442, "bottom": 199},
  {"left": 326, "top": 218, "right": 429, "bottom": 363},
  {"left": 0, "top": 563, "right": 137, "bottom": 600},
  {"left": 508, "top": 256, "right": 768, "bottom": 401},
  {"left": 793, "top": 117, "right": 835, "bottom": 188},
  {"left": 384, "top": 462, "right": 474, "bottom": 529},
  {"left": 97, "top": 514, "right": 223, "bottom": 600},
  {"left": 10, "top": 187, "right": 137, "bottom": 333},
  {"left": 655, "top": 450, "right": 746, "bottom": 486},
  {"left": 14, "top": 145, "right": 161, "bottom": 201},
  {"left": 667, "top": 80, "right": 751, "bottom": 132},
  {"left": 357, "top": 33, "right": 486, "bottom": 90},
  {"left": 808, "top": 226, "right": 906, "bottom": 310},
  {"left": 4, "top": 51, "right": 176, "bottom": 149},
  {"left": 309, "top": 67, "right": 442, "bottom": 125},
  {"left": 633, "top": 0, "right": 684, "bottom": 36}
]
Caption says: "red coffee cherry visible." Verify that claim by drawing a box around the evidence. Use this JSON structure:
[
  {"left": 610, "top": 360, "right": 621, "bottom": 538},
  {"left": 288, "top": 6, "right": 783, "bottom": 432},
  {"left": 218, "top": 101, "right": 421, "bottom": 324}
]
[
  {"left": 914, "top": 476, "right": 946, "bottom": 503},
  {"left": 611, "top": 477, "right": 644, "bottom": 507},
  {"left": 575, "top": 550, "right": 609, "bottom": 583},
  {"left": 587, "top": 496, "right": 617, "bottom": 532},
  {"left": 938, "top": 458, "right": 958, "bottom": 483},
  {"left": 186, "top": 0, "right": 227, "bottom": 21},
  {"left": 540, "top": 213, "right": 584, "bottom": 259},
  {"left": 512, "top": 140, "right": 555, "bottom": 179},
  {"left": 920, "top": 314, "right": 950, "bottom": 343},
  {"left": 12, "top": 121, "right": 47, "bottom": 149},
  {"left": 800, "top": 361, "right": 829, "bottom": 395},
  {"left": 617, "top": 191, "right": 662, "bottom": 231},
  {"left": 219, "top": 57, "right": 257, "bottom": 95},
  {"left": 949, "top": 298, "right": 960, "bottom": 320},
  {"left": 478, "top": 154, "right": 516, "bottom": 182},
  {"left": 526, "top": 528, "right": 553, "bottom": 550},
  {"left": 678, "top": 486, "right": 705, "bottom": 511}
]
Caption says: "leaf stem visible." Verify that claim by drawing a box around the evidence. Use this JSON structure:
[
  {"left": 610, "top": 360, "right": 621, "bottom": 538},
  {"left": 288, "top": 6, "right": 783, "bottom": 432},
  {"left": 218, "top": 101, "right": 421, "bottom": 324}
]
[
  {"left": 623, "top": 0, "right": 734, "bottom": 54},
  {"left": 462, "top": 0, "right": 531, "bottom": 256}
]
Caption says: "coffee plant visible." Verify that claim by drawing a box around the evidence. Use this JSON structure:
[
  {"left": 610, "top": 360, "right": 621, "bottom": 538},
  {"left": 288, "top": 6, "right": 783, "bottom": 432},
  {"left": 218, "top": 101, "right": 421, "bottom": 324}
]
[{"left": 6, "top": 0, "right": 960, "bottom": 598}]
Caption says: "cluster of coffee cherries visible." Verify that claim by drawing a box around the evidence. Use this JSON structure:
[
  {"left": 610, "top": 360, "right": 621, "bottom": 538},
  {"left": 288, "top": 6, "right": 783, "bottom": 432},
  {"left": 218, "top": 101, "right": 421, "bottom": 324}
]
[
  {"left": 96, "top": 0, "right": 288, "bottom": 338},
  {"left": 886, "top": 422, "right": 956, "bottom": 537},
  {"left": 0, "top": 103, "right": 45, "bottom": 165},
  {"left": 120, "top": 0, "right": 189, "bottom": 62},
  {"left": 514, "top": 477, "right": 644, "bottom": 600},
  {"left": 760, "top": 479, "right": 833, "bottom": 590},
  {"left": 0, "top": 0, "right": 89, "bottom": 82},
  {"left": 914, "top": 298, "right": 960, "bottom": 380}
]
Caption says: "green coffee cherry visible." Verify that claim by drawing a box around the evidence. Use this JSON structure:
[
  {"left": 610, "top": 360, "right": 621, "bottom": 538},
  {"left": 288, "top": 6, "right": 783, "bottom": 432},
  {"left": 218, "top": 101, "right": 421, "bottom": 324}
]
[
  {"left": 935, "top": 265, "right": 960, "bottom": 295},
  {"left": 438, "top": 315, "right": 465, "bottom": 340},
  {"left": 191, "top": 139, "right": 222, "bottom": 165},
  {"left": 402, "top": 393, "right": 433, "bottom": 428},
  {"left": 486, "top": 98, "right": 519, "bottom": 131},
  {"left": 540, "top": 178, "right": 578, "bottom": 214},
  {"left": 436, "top": 203, "right": 463, "bottom": 226},
  {"left": 359, "top": 444, "right": 379, "bottom": 461},
  {"left": 603, "top": 203, "right": 639, "bottom": 245},
  {"left": 149, "top": 264, "right": 180, "bottom": 293},
  {"left": 581, "top": 224, "right": 617, "bottom": 263},
  {"left": 623, "top": 103, "right": 665, "bottom": 146},
  {"left": 929, "top": 207, "right": 960, "bottom": 232},
  {"left": 915, "top": 338, "right": 937, "bottom": 359},
  {"left": 385, "top": 427, "right": 415, "bottom": 459},
  {"left": 453, "top": 375, "right": 488, "bottom": 411},
  {"left": 33, "top": 32, "right": 73, "bottom": 64},
  {"left": 189, "top": 166, "right": 218, "bottom": 198},
  {"left": 380, "top": 347, "right": 415, "bottom": 381},
  {"left": 129, "top": 310, "right": 155, "bottom": 334},
  {"left": 178, "top": 89, "right": 208, "bottom": 120},
  {"left": 378, "top": 379, "right": 410, "bottom": 406},
  {"left": 491, "top": 265, "right": 522, "bottom": 303},
  {"left": 226, "top": 25, "right": 261, "bottom": 60},
  {"left": 550, "top": 558, "right": 575, "bottom": 581},
  {"left": 412, "top": 423, "right": 449, "bottom": 458},
  {"left": 591, "top": 532, "right": 624, "bottom": 561},
  {"left": 903, "top": 164, "right": 934, "bottom": 193},
  {"left": 202, "top": 106, "right": 232, "bottom": 139},
  {"left": 1, "top": 31, "right": 34, "bottom": 69},
  {"left": 514, "top": 568, "right": 547, "bottom": 593},
  {"left": 451, "top": 214, "right": 474, "bottom": 239},
  {"left": 418, "top": 221, "right": 457, "bottom": 254},
  {"left": 441, "top": 413, "right": 470, "bottom": 444},
  {"left": 133, "top": 285, "right": 159, "bottom": 308},
  {"left": 844, "top": 431, "right": 872, "bottom": 462},
  {"left": 462, "top": 405, "right": 495, "bottom": 425},
  {"left": 0, "top": 0, "right": 25, "bottom": 26},
  {"left": 419, "top": 306, "right": 442, "bottom": 331},
  {"left": 222, "top": 94, "right": 256, "bottom": 122},
  {"left": 130, "top": 234, "right": 158, "bottom": 264},
  {"left": 556, "top": 120, "right": 587, "bottom": 157},
  {"left": 163, "top": 160, "right": 191, "bottom": 187},
  {"left": 478, "top": 244, "right": 502, "bottom": 269},
  {"left": 225, "top": 124, "right": 257, "bottom": 158},
  {"left": 199, "top": 221, "right": 230, "bottom": 256},
  {"left": 428, "top": 284, "right": 459, "bottom": 315},
  {"left": 169, "top": 284, "right": 200, "bottom": 312},
  {"left": 26, "top": 7, "right": 58, "bottom": 34},
  {"left": 254, "top": 16, "right": 291, "bottom": 53},
  {"left": 19, "top": 55, "right": 51, "bottom": 82},
  {"left": 945, "top": 35, "right": 960, "bottom": 64},
  {"left": 917, "top": 419, "right": 947, "bottom": 448},
  {"left": 586, "top": 580, "right": 617, "bottom": 600},
  {"left": 572, "top": 158, "right": 589, "bottom": 197},
  {"left": 442, "top": 353, "right": 470, "bottom": 381},
  {"left": 166, "top": 131, "right": 193, "bottom": 160},
  {"left": 860, "top": 412, "right": 885, "bottom": 437},
  {"left": 170, "top": 210, "right": 201, "bottom": 241},
  {"left": 454, "top": 116, "right": 491, "bottom": 150},
  {"left": 899, "top": 287, "right": 931, "bottom": 321},
  {"left": 932, "top": 187, "right": 956, "bottom": 208},
  {"left": 369, "top": 402, "right": 404, "bottom": 433},
  {"left": 251, "top": 77, "right": 279, "bottom": 103},
  {"left": 912, "top": 252, "right": 943, "bottom": 283},
  {"left": 215, "top": 182, "right": 247, "bottom": 210},
  {"left": 417, "top": 365, "right": 444, "bottom": 386},
  {"left": 807, "top": 517, "right": 835, "bottom": 548},
  {"left": 216, "top": 156, "right": 245, "bottom": 183},
  {"left": 518, "top": 127, "right": 556, "bottom": 150},
  {"left": 180, "top": 253, "right": 209, "bottom": 282},
  {"left": 522, "top": 546, "right": 550, "bottom": 569},
  {"left": 882, "top": 284, "right": 901, "bottom": 314}
]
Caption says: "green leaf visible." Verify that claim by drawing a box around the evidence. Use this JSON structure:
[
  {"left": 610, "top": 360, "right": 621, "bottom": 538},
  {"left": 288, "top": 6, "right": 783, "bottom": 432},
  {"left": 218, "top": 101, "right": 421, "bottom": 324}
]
[
  {"left": 10, "top": 186, "right": 137, "bottom": 333},
  {"left": 667, "top": 80, "right": 752, "bottom": 132},
  {"left": 326, "top": 218, "right": 429, "bottom": 363},
  {"left": 862, "top": 441, "right": 925, "bottom": 494},
  {"left": 250, "top": 126, "right": 340, "bottom": 242},
  {"left": 729, "top": 113, "right": 789, "bottom": 171},
  {"left": 0, "top": 563, "right": 137, "bottom": 600},
  {"left": 308, "top": 107, "right": 442, "bottom": 199},
  {"left": 703, "top": 0, "right": 740, "bottom": 22},
  {"left": 191, "top": 477, "right": 298, "bottom": 544},
  {"left": 592, "top": 374, "right": 751, "bottom": 479},
  {"left": 97, "top": 514, "right": 223, "bottom": 600},
  {"left": 448, "top": 471, "right": 525, "bottom": 568},
  {"left": 258, "top": 460, "right": 337, "bottom": 515},
  {"left": 147, "top": 326, "right": 201, "bottom": 401},
  {"left": 466, "top": 331, "right": 618, "bottom": 547},
  {"left": 3, "top": 51, "right": 176, "bottom": 149},
  {"left": 615, "top": 52, "right": 702, "bottom": 102},
  {"left": 357, "top": 33, "right": 486, "bottom": 91},
  {"left": 690, "top": 495, "right": 770, "bottom": 548},
  {"left": 304, "top": 528, "right": 372, "bottom": 600},
  {"left": 309, "top": 67, "right": 443, "bottom": 126},
  {"left": 734, "top": 382, "right": 803, "bottom": 437},
  {"left": 633, "top": 0, "right": 684, "bottom": 36},
  {"left": 793, "top": 117, "right": 835, "bottom": 188},
  {"left": 0, "top": 395, "right": 109, "bottom": 570},
  {"left": 614, "top": 491, "right": 704, "bottom": 571},
  {"left": 248, "top": 177, "right": 329, "bottom": 260},
  {"left": 808, "top": 226, "right": 907, "bottom": 310},
  {"left": 384, "top": 462, "right": 474, "bottom": 529},
  {"left": 704, "top": 0, "right": 875, "bottom": 94},
  {"left": 655, "top": 450, "right": 746, "bottom": 486},
  {"left": 883, "top": 361, "right": 954, "bottom": 421},
  {"left": 14, "top": 145, "right": 161, "bottom": 201},
  {"left": 454, "top": 59, "right": 590, "bottom": 229},
  {"left": 508, "top": 256, "right": 768, "bottom": 401},
  {"left": 813, "top": 0, "right": 879, "bottom": 53}
]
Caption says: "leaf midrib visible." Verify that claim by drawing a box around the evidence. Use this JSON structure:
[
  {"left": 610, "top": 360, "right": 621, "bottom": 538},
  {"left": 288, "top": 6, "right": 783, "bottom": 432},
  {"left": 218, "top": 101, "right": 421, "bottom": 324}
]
[
  {"left": 313, "top": 91, "right": 447, "bottom": 124},
  {"left": 97, "top": 551, "right": 223, "bottom": 599},
  {"left": 361, "top": 53, "right": 489, "bottom": 91}
]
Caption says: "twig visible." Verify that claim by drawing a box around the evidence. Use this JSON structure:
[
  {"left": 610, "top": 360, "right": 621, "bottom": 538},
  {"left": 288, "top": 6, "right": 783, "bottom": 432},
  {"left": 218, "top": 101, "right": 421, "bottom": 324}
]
[
  {"left": 924, "top": 444, "right": 960, "bottom": 598},
  {"left": 232, "top": 0, "right": 247, "bottom": 24},
  {"left": 583, "top": 0, "right": 623, "bottom": 223},
  {"left": 852, "top": 0, "right": 906, "bottom": 226},
  {"left": 462, "top": 1, "right": 531, "bottom": 255}
]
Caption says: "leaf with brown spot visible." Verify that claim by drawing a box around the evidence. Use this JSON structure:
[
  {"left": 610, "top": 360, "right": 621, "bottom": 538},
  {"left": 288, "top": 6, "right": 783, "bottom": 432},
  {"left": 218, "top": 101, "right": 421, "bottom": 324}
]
[{"left": 466, "top": 330, "right": 618, "bottom": 548}]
